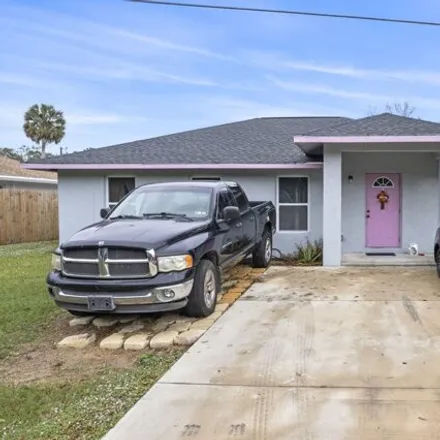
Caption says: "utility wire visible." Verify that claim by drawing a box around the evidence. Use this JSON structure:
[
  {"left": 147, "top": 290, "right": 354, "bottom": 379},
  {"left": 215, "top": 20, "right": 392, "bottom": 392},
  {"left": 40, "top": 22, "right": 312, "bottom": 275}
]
[{"left": 127, "top": 0, "right": 440, "bottom": 27}]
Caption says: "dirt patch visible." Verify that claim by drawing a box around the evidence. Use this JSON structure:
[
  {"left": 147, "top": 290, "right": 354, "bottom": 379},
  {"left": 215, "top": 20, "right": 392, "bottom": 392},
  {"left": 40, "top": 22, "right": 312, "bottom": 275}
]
[{"left": 0, "top": 314, "right": 141, "bottom": 386}]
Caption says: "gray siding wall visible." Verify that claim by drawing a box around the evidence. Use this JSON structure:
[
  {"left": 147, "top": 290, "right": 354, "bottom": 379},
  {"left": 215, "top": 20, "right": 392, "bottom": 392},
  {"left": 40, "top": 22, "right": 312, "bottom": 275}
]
[
  {"left": 58, "top": 173, "right": 105, "bottom": 242},
  {"left": 58, "top": 170, "right": 324, "bottom": 254},
  {"left": 341, "top": 152, "right": 438, "bottom": 253}
]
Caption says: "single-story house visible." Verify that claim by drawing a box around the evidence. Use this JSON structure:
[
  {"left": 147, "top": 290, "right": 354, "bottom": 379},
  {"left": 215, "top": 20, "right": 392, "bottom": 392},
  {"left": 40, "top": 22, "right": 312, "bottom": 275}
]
[
  {"left": 22, "top": 112, "right": 440, "bottom": 266},
  {"left": 0, "top": 155, "right": 57, "bottom": 189}
]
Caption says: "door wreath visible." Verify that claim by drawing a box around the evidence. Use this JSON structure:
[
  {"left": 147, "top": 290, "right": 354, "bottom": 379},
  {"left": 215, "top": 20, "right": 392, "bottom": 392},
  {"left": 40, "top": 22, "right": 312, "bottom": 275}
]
[{"left": 377, "top": 189, "right": 389, "bottom": 210}]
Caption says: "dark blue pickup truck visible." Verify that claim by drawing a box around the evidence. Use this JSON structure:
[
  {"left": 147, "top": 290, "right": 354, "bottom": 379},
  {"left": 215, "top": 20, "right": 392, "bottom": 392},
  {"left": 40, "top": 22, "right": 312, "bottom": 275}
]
[{"left": 48, "top": 181, "right": 276, "bottom": 318}]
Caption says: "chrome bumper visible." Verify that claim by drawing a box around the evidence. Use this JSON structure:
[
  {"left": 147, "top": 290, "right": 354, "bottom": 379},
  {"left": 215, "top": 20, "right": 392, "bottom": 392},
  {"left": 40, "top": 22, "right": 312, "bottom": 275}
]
[{"left": 51, "top": 279, "right": 194, "bottom": 306}]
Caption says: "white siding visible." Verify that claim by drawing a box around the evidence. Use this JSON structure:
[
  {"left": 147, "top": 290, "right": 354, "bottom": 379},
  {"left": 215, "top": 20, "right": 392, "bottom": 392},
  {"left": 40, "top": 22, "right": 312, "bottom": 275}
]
[
  {"left": 57, "top": 170, "right": 324, "bottom": 255},
  {"left": 58, "top": 173, "right": 105, "bottom": 242}
]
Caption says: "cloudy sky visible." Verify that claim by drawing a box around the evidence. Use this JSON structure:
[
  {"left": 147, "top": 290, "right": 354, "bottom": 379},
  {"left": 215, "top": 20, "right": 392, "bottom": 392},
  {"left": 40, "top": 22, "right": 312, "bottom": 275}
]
[{"left": 2, "top": 0, "right": 440, "bottom": 154}]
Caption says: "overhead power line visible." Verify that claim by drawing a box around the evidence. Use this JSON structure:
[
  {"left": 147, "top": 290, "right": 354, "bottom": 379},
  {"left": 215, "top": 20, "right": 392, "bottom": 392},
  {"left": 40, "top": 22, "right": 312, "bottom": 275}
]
[{"left": 127, "top": 0, "right": 440, "bottom": 27}]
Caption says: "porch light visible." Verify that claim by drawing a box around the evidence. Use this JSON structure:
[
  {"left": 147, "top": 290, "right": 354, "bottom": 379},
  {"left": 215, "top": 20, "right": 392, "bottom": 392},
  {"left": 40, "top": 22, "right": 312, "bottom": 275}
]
[{"left": 348, "top": 175, "right": 353, "bottom": 183}]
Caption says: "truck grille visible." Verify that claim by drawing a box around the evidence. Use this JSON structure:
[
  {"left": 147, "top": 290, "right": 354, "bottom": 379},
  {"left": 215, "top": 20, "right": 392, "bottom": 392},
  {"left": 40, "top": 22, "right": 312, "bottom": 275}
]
[{"left": 61, "top": 247, "right": 152, "bottom": 279}]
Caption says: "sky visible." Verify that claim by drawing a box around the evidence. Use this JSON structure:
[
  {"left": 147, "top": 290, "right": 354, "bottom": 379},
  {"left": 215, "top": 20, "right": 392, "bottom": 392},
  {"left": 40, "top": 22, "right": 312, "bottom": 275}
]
[{"left": 2, "top": 0, "right": 440, "bottom": 154}]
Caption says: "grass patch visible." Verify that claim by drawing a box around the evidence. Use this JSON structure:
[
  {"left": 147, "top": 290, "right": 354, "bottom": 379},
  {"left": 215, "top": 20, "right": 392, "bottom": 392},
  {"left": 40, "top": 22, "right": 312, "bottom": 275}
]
[
  {"left": 0, "top": 351, "right": 182, "bottom": 440},
  {"left": 0, "top": 241, "right": 60, "bottom": 359},
  {"left": 0, "top": 242, "right": 184, "bottom": 439}
]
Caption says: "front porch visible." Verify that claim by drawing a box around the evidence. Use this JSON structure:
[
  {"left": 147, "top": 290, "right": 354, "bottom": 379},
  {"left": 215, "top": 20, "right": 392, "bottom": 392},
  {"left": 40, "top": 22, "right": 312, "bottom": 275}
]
[
  {"left": 320, "top": 144, "right": 440, "bottom": 266},
  {"left": 295, "top": 138, "right": 440, "bottom": 266},
  {"left": 342, "top": 252, "right": 435, "bottom": 266}
]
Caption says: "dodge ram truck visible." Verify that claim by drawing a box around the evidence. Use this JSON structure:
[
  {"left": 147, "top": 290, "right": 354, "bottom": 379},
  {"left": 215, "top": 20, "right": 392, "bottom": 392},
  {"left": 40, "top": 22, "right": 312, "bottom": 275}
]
[{"left": 48, "top": 181, "right": 276, "bottom": 318}]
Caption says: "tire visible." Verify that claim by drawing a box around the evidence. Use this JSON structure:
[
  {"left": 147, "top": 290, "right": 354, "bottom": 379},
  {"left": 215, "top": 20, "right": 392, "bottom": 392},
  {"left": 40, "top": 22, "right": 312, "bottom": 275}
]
[
  {"left": 183, "top": 259, "right": 220, "bottom": 318},
  {"left": 436, "top": 248, "right": 440, "bottom": 278},
  {"left": 252, "top": 229, "right": 272, "bottom": 268}
]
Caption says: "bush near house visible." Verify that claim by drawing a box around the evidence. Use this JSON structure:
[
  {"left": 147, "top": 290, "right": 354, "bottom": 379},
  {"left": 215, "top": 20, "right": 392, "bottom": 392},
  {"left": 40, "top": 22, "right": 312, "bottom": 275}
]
[{"left": 273, "top": 238, "right": 323, "bottom": 266}]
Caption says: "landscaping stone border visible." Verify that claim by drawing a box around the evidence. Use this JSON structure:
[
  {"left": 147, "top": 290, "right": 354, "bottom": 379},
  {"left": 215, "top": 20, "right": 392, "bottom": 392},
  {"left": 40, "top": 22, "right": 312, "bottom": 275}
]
[{"left": 56, "top": 265, "right": 266, "bottom": 350}]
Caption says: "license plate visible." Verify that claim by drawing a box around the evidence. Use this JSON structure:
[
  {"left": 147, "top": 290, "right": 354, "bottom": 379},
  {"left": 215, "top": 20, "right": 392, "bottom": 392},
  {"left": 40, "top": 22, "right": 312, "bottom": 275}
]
[{"left": 87, "top": 296, "right": 115, "bottom": 311}]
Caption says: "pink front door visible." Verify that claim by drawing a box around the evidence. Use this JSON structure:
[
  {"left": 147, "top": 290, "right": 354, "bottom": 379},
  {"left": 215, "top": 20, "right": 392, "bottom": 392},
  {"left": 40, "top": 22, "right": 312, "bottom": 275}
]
[{"left": 365, "top": 173, "right": 400, "bottom": 248}]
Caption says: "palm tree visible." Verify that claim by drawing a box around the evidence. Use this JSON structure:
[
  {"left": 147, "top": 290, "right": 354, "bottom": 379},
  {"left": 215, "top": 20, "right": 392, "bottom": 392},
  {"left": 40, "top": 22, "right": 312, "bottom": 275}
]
[{"left": 23, "top": 104, "right": 66, "bottom": 159}]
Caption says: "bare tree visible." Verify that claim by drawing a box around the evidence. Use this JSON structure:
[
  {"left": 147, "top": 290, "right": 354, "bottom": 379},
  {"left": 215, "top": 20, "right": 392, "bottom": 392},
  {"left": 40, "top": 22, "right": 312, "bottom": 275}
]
[
  {"left": 385, "top": 101, "right": 416, "bottom": 117},
  {"left": 368, "top": 101, "right": 416, "bottom": 117}
]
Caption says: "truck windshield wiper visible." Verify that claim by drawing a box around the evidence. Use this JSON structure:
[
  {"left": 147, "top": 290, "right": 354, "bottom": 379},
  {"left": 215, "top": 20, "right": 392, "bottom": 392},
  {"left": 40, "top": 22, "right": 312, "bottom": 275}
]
[
  {"left": 109, "top": 214, "right": 143, "bottom": 220},
  {"left": 143, "top": 212, "right": 194, "bottom": 222}
]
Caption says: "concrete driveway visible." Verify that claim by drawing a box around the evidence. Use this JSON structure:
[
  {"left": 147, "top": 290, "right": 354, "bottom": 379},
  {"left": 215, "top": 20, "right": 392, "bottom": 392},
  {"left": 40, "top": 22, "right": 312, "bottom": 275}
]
[{"left": 104, "top": 266, "right": 440, "bottom": 439}]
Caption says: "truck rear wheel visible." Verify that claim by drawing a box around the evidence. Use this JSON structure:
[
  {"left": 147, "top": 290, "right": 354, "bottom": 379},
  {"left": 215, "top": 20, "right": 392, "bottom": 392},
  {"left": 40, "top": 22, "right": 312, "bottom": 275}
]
[
  {"left": 184, "top": 259, "right": 220, "bottom": 318},
  {"left": 252, "top": 229, "right": 272, "bottom": 268}
]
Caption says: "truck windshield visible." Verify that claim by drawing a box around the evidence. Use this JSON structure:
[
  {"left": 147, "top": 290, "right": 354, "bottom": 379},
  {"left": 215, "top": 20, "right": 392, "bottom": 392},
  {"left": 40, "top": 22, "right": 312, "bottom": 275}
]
[{"left": 110, "top": 186, "right": 213, "bottom": 221}]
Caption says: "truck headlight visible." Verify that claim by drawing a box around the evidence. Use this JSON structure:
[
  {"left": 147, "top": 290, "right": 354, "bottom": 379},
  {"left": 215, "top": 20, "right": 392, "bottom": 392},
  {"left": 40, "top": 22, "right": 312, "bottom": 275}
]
[
  {"left": 52, "top": 253, "right": 62, "bottom": 271},
  {"left": 157, "top": 255, "right": 193, "bottom": 272}
]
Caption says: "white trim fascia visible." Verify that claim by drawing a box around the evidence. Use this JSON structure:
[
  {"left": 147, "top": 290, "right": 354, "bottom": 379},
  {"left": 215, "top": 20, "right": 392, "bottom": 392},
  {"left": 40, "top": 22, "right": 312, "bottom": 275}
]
[{"left": 0, "top": 175, "right": 57, "bottom": 185}]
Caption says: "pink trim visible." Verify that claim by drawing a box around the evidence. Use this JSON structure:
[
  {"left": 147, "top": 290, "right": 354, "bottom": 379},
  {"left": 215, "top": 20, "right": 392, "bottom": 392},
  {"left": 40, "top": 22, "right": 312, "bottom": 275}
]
[
  {"left": 294, "top": 135, "right": 440, "bottom": 144},
  {"left": 21, "top": 163, "right": 323, "bottom": 171}
]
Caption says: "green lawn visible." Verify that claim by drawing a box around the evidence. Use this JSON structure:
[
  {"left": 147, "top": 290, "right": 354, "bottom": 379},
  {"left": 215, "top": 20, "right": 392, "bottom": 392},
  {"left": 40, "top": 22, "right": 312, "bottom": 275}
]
[
  {"left": 0, "top": 352, "right": 181, "bottom": 440},
  {"left": 0, "top": 240, "right": 60, "bottom": 359},
  {"left": 0, "top": 242, "right": 183, "bottom": 439}
]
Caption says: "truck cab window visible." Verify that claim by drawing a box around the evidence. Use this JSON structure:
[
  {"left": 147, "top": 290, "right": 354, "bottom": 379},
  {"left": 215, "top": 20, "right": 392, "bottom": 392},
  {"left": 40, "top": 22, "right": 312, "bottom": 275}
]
[
  {"left": 228, "top": 184, "right": 249, "bottom": 213},
  {"left": 217, "top": 191, "right": 236, "bottom": 219}
]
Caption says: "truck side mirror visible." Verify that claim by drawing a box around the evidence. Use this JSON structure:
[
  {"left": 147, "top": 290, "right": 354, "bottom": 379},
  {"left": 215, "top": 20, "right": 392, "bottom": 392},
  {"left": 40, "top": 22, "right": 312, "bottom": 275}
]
[
  {"left": 100, "top": 207, "right": 111, "bottom": 219},
  {"left": 223, "top": 206, "right": 240, "bottom": 223}
]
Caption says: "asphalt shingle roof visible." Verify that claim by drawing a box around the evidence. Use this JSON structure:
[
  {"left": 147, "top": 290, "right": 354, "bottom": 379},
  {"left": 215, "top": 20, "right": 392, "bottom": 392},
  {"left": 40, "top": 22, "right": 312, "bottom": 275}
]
[
  {"left": 299, "top": 113, "right": 440, "bottom": 137},
  {"left": 28, "top": 113, "right": 440, "bottom": 167},
  {"left": 0, "top": 155, "right": 56, "bottom": 179},
  {"left": 31, "top": 117, "right": 349, "bottom": 165}
]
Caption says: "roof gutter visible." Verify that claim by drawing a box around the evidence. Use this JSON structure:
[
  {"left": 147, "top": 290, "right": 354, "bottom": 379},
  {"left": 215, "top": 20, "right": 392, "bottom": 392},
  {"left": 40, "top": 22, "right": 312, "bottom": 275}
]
[
  {"left": 21, "top": 163, "right": 323, "bottom": 171},
  {"left": 0, "top": 175, "right": 57, "bottom": 185},
  {"left": 294, "top": 135, "right": 440, "bottom": 144}
]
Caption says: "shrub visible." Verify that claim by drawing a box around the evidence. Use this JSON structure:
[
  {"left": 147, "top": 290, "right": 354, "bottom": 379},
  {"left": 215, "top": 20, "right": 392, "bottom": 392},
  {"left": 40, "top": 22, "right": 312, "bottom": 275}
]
[{"left": 294, "top": 239, "right": 323, "bottom": 265}]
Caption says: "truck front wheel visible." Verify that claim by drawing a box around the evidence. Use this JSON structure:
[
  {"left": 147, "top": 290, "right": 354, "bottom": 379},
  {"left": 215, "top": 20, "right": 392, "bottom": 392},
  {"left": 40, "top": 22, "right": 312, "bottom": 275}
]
[
  {"left": 252, "top": 229, "right": 272, "bottom": 268},
  {"left": 184, "top": 259, "right": 220, "bottom": 317}
]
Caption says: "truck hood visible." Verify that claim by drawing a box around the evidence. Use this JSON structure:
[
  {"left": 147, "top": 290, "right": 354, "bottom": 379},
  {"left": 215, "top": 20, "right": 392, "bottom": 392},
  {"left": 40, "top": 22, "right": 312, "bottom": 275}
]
[{"left": 64, "top": 218, "right": 210, "bottom": 249}]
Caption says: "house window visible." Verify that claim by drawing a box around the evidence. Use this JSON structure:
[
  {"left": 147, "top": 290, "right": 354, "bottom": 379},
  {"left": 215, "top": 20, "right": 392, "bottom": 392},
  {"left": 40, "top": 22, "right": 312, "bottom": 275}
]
[
  {"left": 108, "top": 177, "right": 135, "bottom": 207},
  {"left": 278, "top": 177, "right": 308, "bottom": 231},
  {"left": 372, "top": 176, "right": 394, "bottom": 188},
  {"left": 191, "top": 177, "right": 221, "bottom": 181}
]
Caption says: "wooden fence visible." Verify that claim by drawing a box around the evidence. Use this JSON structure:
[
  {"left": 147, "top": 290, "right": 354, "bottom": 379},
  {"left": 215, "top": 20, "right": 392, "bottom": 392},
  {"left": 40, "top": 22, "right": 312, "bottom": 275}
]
[{"left": 0, "top": 188, "right": 59, "bottom": 245}]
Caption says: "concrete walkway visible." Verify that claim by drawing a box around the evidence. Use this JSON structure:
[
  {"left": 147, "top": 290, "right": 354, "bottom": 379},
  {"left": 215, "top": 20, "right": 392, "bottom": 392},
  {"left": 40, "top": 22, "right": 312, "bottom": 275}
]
[{"left": 104, "top": 266, "right": 440, "bottom": 439}]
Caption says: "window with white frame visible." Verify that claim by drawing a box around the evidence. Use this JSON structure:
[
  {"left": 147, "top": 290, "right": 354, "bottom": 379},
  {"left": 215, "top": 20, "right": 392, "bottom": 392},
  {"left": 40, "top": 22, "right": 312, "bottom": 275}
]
[
  {"left": 278, "top": 177, "right": 308, "bottom": 231},
  {"left": 107, "top": 177, "right": 136, "bottom": 208}
]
